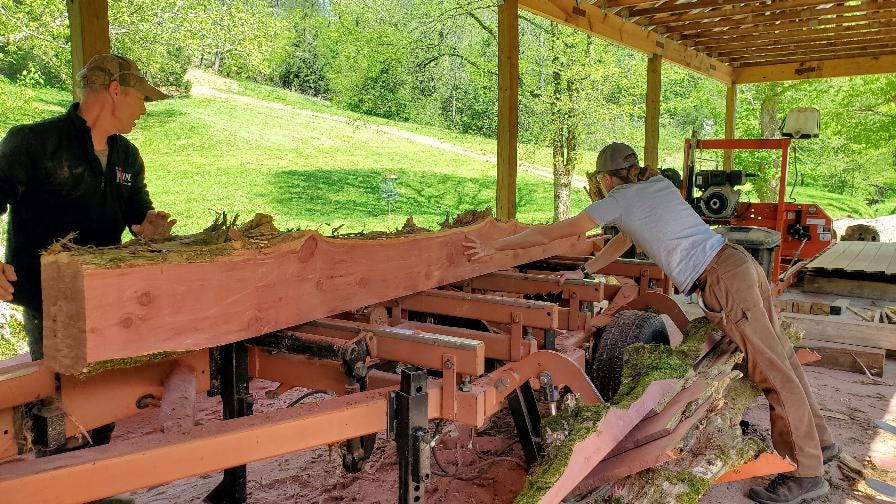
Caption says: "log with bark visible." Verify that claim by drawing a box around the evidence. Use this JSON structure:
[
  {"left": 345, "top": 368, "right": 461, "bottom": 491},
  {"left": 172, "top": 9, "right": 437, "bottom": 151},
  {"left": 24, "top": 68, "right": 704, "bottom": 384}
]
[
  {"left": 514, "top": 318, "right": 805, "bottom": 504},
  {"left": 39, "top": 213, "right": 594, "bottom": 374}
]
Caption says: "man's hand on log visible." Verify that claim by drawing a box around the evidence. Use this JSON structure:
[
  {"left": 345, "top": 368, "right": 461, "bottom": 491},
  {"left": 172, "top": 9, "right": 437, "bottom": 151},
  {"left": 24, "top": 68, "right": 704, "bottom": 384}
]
[
  {"left": 463, "top": 236, "right": 494, "bottom": 260},
  {"left": 0, "top": 263, "right": 16, "bottom": 301},
  {"left": 132, "top": 210, "right": 177, "bottom": 241}
]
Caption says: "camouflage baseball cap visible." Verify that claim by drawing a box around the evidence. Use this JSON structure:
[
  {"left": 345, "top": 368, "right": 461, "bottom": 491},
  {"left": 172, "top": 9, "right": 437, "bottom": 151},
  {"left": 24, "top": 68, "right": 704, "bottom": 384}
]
[
  {"left": 596, "top": 142, "right": 639, "bottom": 172},
  {"left": 76, "top": 54, "right": 168, "bottom": 102}
]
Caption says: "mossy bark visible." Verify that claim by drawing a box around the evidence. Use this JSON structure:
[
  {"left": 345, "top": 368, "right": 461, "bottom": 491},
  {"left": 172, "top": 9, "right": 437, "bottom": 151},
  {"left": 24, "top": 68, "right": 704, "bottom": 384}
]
[
  {"left": 515, "top": 317, "right": 802, "bottom": 503},
  {"left": 574, "top": 317, "right": 806, "bottom": 503},
  {"left": 514, "top": 403, "right": 610, "bottom": 504}
]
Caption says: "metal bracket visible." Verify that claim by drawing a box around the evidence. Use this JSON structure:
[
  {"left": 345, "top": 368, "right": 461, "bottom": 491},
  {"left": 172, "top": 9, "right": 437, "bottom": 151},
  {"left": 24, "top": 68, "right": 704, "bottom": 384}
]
[
  {"left": 388, "top": 368, "right": 430, "bottom": 504},
  {"left": 205, "top": 343, "right": 253, "bottom": 504},
  {"left": 507, "top": 381, "right": 542, "bottom": 467},
  {"left": 544, "top": 329, "right": 557, "bottom": 351}
]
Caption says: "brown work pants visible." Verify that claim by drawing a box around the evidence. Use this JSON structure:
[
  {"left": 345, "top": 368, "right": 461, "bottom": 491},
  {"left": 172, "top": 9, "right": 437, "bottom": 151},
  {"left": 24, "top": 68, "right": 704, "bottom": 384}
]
[{"left": 698, "top": 243, "right": 833, "bottom": 477}]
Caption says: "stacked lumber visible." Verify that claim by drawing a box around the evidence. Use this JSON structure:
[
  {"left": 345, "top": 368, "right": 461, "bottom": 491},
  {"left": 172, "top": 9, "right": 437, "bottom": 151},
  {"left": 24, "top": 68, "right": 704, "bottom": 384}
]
[
  {"left": 39, "top": 215, "right": 594, "bottom": 375},
  {"left": 515, "top": 319, "right": 777, "bottom": 504},
  {"left": 775, "top": 292, "right": 892, "bottom": 377}
]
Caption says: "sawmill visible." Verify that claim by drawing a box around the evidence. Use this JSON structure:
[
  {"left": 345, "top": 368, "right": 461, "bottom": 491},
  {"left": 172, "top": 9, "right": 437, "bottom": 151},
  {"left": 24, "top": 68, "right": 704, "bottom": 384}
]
[{"left": 1, "top": 1, "right": 896, "bottom": 503}]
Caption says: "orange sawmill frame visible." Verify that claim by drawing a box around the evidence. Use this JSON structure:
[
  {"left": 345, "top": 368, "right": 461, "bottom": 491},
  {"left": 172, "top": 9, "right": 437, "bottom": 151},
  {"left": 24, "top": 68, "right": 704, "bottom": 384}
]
[{"left": 0, "top": 266, "right": 793, "bottom": 503}]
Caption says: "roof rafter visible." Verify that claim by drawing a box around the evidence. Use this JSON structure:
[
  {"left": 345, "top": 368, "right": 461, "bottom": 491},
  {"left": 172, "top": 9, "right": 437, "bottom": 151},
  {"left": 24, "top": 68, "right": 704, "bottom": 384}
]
[
  {"left": 710, "top": 30, "right": 896, "bottom": 55},
  {"left": 519, "top": 0, "right": 733, "bottom": 82},
  {"left": 601, "top": 0, "right": 666, "bottom": 8},
  {"left": 693, "top": 21, "right": 896, "bottom": 51},
  {"left": 720, "top": 39, "right": 896, "bottom": 60},
  {"left": 662, "top": 2, "right": 896, "bottom": 35},
  {"left": 680, "top": 9, "right": 896, "bottom": 42},
  {"left": 732, "top": 45, "right": 896, "bottom": 65},
  {"left": 625, "top": 0, "right": 752, "bottom": 19},
  {"left": 637, "top": 0, "right": 842, "bottom": 27}
]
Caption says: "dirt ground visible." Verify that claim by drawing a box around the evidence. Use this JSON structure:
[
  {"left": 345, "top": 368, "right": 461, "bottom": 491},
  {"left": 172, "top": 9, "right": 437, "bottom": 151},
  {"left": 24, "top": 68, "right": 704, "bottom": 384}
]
[
  {"left": 701, "top": 360, "right": 896, "bottom": 504},
  {"left": 110, "top": 354, "right": 896, "bottom": 504}
]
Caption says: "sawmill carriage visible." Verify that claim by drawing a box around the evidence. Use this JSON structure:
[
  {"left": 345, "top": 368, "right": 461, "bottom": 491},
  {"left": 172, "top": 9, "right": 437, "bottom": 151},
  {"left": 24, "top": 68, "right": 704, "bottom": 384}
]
[{"left": 0, "top": 217, "right": 801, "bottom": 503}]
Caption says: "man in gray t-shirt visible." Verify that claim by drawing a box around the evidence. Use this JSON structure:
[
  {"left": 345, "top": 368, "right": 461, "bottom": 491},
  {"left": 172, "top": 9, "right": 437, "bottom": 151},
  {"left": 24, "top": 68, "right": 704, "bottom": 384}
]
[
  {"left": 583, "top": 174, "right": 724, "bottom": 294},
  {"left": 464, "top": 142, "right": 839, "bottom": 504}
]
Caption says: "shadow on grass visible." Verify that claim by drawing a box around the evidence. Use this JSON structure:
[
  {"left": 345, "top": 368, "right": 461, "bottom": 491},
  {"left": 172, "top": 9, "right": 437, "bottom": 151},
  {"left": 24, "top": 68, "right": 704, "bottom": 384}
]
[
  {"left": 266, "top": 168, "right": 554, "bottom": 225},
  {"left": 139, "top": 107, "right": 187, "bottom": 129},
  {"left": 33, "top": 94, "right": 70, "bottom": 110}
]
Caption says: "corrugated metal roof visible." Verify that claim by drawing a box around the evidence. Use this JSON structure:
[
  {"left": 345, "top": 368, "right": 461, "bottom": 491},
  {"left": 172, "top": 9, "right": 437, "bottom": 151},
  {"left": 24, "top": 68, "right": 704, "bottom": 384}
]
[{"left": 808, "top": 241, "right": 896, "bottom": 276}]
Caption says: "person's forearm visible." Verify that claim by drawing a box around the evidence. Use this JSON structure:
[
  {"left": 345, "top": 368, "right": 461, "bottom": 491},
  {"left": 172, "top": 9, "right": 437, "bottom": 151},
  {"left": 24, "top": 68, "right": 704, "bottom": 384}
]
[
  {"left": 491, "top": 227, "right": 552, "bottom": 252},
  {"left": 492, "top": 213, "right": 597, "bottom": 253},
  {"left": 582, "top": 234, "right": 632, "bottom": 274}
]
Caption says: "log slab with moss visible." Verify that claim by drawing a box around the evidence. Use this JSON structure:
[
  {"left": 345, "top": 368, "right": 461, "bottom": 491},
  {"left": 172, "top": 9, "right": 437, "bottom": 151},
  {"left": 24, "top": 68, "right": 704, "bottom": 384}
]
[
  {"left": 568, "top": 318, "right": 806, "bottom": 503},
  {"left": 40, "top": 216, "right": 593, "bottom": 374},
  {"left": 515, "top": 317, "right": 779, "bottom": 503}
]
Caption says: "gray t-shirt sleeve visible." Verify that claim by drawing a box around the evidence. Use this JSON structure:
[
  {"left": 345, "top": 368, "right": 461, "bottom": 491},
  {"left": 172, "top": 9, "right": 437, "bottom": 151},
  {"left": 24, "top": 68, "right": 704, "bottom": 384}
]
[{"left": 584, "top": 194, "right": 623, "bottom": 226}]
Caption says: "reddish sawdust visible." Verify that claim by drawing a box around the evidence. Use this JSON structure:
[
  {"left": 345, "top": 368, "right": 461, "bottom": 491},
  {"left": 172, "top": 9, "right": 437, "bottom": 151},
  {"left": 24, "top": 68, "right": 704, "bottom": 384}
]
[
  {"left": 111, "top": 360, "right": 896, "bottom": 504},
  {"left": 120, "top": 379, "right": 528, "bottom": 504}
]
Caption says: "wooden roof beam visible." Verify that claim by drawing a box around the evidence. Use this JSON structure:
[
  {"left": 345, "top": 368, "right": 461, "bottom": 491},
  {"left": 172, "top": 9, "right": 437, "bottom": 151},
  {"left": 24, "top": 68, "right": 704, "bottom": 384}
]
[
  {"left": 718, "top": 38, "right": 896, "bottom": 59},
  {"left": 733, "top": 52, "right": 896, "bottom": 82},
  {"left": 732, "top": 47, "right": 896, "bottom": 67},
  {"left": 627, "top": 0, "right": 755, "bottom": 18},
  {"left": 637, "top": 0, "right": 843, "bottom": 27},
  {"left": 602, "top": 0, "right": 667, "bottom": 8},
  {"left": 704, "top": 29, "right": 896, "bottom": 58},
  {"left": 663, "top": 2, "right": 896, "bottom": 34},
  {"left": 681, "top": 9, "right": 896, "bottom": 42},
  {"left": 519, "top": 0, "right": 733, "bottom": 83},
  {"left": 694, "top": 21, "right": 896, "bottom": 51}
]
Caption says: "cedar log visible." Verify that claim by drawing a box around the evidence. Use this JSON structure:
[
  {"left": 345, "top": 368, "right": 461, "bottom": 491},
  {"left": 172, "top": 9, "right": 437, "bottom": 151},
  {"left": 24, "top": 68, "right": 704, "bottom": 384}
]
[{"left": 41, "top": 219, "right": 593, "bottom": 374}]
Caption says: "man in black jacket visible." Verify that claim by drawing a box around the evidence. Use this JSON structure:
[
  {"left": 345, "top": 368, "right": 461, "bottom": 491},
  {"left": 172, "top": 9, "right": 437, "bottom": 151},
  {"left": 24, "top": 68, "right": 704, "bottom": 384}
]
[
  {"left": 0, "top": 56, "right": 176, "bottom": 472},
  {"left": 0, "top": 54, "right": 176, "bottom": 363}
]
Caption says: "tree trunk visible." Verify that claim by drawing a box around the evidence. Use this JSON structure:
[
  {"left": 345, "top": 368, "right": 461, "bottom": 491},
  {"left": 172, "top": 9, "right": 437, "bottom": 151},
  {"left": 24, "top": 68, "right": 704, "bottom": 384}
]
[
  {"left": 213, "top": 50, "right": 223, "bottom": 73},
  {"left": 549, "top": 25, "right": 577, "bottom": 222},
  {"left": 757, "top": 93, "right": 782, "bottom": 201}
]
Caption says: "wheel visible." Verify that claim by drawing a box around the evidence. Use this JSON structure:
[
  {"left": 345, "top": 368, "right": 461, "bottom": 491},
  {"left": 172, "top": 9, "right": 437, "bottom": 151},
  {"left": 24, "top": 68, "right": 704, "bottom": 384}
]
[{"left": 587, "top": 310, "right": 670, "bottom": 401}]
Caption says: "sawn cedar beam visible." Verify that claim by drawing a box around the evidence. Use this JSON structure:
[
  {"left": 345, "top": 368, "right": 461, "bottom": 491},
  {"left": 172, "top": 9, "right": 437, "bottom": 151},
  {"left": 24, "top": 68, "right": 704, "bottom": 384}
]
[{"left": 40, "top": 218, "right": 593, "bottom": 374}]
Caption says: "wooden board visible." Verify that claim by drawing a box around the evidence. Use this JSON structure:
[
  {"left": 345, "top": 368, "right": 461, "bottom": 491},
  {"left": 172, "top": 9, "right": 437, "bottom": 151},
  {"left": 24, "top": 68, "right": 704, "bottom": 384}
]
[
  {"left": 783, "top": 312, "right": 896, "bottom": 351},
  {"left": 799, "top": 275, "right": 896, "bottom": 302},
  {"left": 40, "top": 219, "right": 593, "bottom": 374},
  {"left": 808, "top": 241, "right": 896, "bottom": 275},
  {"left": 797, "top": 339, "right": 886, "bottom": 377}
]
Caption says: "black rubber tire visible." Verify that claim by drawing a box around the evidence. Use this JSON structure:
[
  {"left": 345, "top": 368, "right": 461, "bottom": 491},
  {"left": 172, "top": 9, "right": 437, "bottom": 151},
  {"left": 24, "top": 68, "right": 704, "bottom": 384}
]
[{"left": 587, "top": 310, "right": 670, "bottom": 402}]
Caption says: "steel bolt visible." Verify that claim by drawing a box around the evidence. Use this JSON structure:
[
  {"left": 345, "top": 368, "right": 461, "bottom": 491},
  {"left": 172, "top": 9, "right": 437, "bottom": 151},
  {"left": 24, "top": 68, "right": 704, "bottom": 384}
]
[
  {"left": 444, "top": 359, "right": 454, "bottom": 369},
  {"left": 459, "top": 376, "right": 472, "bottom": 392}
]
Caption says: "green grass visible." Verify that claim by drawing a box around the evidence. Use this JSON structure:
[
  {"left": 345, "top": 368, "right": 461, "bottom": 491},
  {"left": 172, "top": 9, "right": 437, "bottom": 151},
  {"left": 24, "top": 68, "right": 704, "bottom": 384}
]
[
  {"left": 736, "top": 183, "right": 886, "bottom": 219},
  {"left": 201, "top": 71, "right": 560, "bottom": 170},
  {"left": 0, "top": 72, "right": 890, "bottom": 234},
  {"left": 1, "top": 74, "right": 588, "bottom": 234}
]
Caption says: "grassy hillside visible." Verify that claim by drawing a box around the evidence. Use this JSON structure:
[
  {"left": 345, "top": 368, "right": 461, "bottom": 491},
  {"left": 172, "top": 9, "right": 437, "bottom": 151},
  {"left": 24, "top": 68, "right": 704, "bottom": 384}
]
[
  {"left": 1, "top": 73, "right": 590, "bottom": 234},
  {"left": 0, "top": 72, "right": 888, "bottom": 233}
]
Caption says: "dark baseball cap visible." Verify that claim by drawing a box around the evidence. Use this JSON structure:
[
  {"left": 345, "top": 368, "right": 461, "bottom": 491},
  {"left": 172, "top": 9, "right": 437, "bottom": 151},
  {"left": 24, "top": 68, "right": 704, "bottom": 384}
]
[
  {"left": 76, "top": 54, "right": 168, "bottom": 102},
  {"left": 596, "top": 142, "right": 639, "bottom": 172}
]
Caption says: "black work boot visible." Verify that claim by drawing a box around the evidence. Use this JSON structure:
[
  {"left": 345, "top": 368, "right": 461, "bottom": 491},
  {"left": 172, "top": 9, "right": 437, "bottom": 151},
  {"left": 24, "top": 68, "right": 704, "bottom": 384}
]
[
  {"left": 749, "top": 475, "right": 829, "bottom": 504},
  {"left": 821, "top": 443, "right": 842, "bottom": 464}
]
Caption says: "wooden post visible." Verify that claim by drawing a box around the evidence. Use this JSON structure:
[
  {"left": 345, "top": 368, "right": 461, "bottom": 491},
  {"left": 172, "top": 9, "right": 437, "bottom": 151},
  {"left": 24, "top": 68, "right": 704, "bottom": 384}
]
[
  {"left": 67, "top": 0, "right": 111, "bottom": 101},
  {"left": 723, "top": 83, "right": 737, "bottom": 171},
  {"left": 497, "top": 0, "right": 519, "bottom": 221},
  {"left": 645, "top": 54, "right": 662, "bottom": 170}
]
